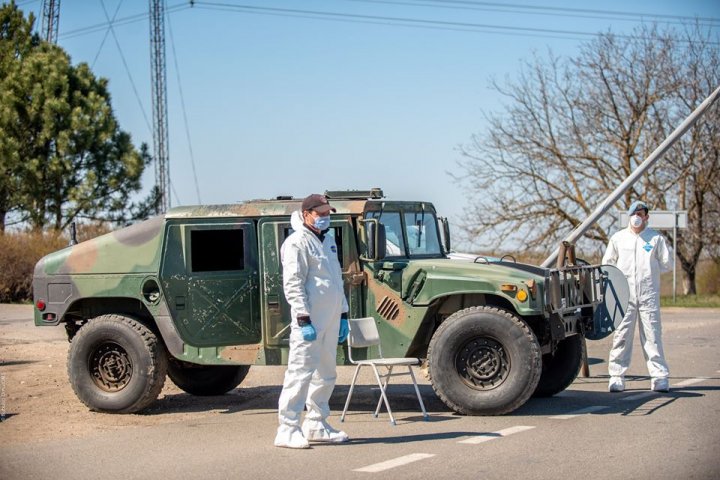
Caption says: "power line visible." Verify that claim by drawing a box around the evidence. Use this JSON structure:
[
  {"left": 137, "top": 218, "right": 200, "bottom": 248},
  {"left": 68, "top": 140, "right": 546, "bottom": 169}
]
[
  {"left": 170, "top": 180, "right": 182, "bottom": 206},
  {"left": 99, "top": 0, "right": 152, "bottom": 133},
  {"left": 57, "top": 1, "right": 719, "bottom": 44},
  {"left": 347, "top": 0, "right": 720, "bottom": 27},
  {"left": 91, "top": 0, "right": 124, "bottom": 68},
  {"left": 444, "top": 0, "right": 720, "bottom": 22},
  {"left": 193, "top": 1, "right": 610, "bottom": 39},
  {"left": 59, "top": 2, "right": 190, "bottom": 40},
  {"left": 167, "top": 8, "right": 202, "bottom": 204},
  {"left": 192, "top": 2, "right": 720, "bottom": 45}
]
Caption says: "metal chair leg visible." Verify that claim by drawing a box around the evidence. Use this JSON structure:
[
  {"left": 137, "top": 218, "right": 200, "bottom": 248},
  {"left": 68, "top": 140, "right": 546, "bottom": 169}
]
[
  {"left": 407, "top": 366, "right": 429, "bottom": 420},
  {"left": 370, "top": 364, "right": 396, "bottom": 425},
  {"left": 341, "top": 364, "right": 363, "bottom": 422},
  {"left": 374, "top": 365, "right": 394, "bottom": 417}
]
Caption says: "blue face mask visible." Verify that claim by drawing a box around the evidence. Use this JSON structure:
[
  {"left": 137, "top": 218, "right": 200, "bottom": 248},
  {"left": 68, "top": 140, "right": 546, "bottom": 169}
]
[{"left": 313, "top": 215, "right": 331, "bottom": 231}]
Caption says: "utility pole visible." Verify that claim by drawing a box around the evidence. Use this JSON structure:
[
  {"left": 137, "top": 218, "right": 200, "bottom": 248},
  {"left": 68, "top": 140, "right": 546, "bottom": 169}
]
[
  {"left": 150, "top": 0, "right": 170, "bottom": 213},
  {"left": 41, "top": 0, "right": 61, "bottom": 44}
]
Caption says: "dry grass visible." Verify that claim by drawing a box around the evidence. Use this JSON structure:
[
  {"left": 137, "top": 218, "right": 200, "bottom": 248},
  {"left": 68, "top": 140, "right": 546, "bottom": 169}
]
[{"left": 0, "top": 224, "right": 111, "bottom": 302}]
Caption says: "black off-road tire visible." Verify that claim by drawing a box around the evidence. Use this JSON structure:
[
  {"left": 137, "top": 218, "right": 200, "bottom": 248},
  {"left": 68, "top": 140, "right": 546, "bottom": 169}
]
[
  {"left": 428, "top": 306, "right": 541, "bottom": 415},
  {"left": 168, "top": 362, "right": 250, "bottom": 396},
  {"left": 532, "top": 334, "right": 583, "bottom": 398},
  {"left": 67, "top": 314, "right": 168, "bottom": 414}
]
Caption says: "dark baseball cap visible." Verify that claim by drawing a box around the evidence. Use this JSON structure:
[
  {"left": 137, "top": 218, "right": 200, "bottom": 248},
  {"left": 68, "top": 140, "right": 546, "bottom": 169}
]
[{"left": 301, "top": 194, "right": 336, "bottom": 213}]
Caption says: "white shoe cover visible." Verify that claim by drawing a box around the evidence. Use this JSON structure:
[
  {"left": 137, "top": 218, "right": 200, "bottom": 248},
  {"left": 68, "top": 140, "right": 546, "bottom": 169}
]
[
  {"left": 651, "top": 377, "right": 669, "bottom": 392},
  {"left": 302, "top": 419, "right": 349, "bottom": 443},
  {"left": 608, "top": 376, "right": 625, "bottom": 392},
  {"left": 274, "top": 424, "right": 310, "bottom": 449}
]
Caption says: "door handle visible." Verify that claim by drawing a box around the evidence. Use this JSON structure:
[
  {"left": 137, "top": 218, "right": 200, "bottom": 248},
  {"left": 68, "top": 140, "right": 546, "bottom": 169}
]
[{"left": 348, "top": 272, "right": 366, "bottom": 285}]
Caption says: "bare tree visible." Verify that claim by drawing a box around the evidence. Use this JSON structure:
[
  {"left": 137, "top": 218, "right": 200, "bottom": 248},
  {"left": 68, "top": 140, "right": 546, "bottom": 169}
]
[
  {"left": 661, "top": 28, "right": 720, "bottom": 293},
  {"left": 456, "top": 24, "right": 719, "bottom": 294}
]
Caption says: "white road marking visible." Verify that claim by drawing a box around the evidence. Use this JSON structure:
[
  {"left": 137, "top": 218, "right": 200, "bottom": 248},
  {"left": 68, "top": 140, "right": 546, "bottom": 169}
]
[
  {"left": 458, "top": 425, "right": 535, "bottom": 444},
  {"left": 550, "top": 405, "right": 609, "bottom": 419},
  {"left": 353, "top": 453, "right": 435, "bottom": 473},
  {"left": 674, "top": 378, "right": 706, "bottom": 387}
]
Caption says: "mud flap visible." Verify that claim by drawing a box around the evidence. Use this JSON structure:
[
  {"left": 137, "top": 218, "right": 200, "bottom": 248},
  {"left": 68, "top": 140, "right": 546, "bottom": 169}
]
[{"left": 586, "top": 265, "right": 629, "bottom": 340}]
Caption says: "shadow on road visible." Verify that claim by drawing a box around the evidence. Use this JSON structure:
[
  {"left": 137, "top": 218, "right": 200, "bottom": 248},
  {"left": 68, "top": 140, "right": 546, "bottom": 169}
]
[
  {"left": 142, "top": 376, "right": 717, "bottom": 419},
  {"left": 514, "top": 380, "right": 712, "bottom": 417},
  {"left": 0, "top": 360, "right": 38, "bottom": 367},
  {"left": 143, "top": 384, "right": 450, "bottom": 416},
  {"left": 343, "top": 430, "right": 481, "bottom": 445}
]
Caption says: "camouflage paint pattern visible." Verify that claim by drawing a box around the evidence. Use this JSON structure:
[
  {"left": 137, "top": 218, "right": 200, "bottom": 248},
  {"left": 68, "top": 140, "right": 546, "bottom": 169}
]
[
  {"left": 33, "top": 215, "right": 165, "bottom": 325},
  {"left": 33, "top": 193, "right": 592, "bottom": 367}
]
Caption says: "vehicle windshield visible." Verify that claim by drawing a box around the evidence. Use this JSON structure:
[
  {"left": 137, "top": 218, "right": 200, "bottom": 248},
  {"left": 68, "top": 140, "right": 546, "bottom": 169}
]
[{"left": 366, "top": 208, "right": 443, "bottom": 258}]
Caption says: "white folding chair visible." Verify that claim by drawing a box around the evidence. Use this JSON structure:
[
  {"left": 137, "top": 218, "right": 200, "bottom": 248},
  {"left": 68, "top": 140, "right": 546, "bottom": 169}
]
[{"left": 340, "top": 317, "right": 429, "bottom": 425}]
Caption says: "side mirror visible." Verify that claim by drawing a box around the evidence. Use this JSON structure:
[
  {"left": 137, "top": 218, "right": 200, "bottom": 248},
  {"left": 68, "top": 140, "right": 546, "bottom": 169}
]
[
  {"left": 439, "top": 217, "right": 451, "bottom": 254},
  {"left": 361, "top": 218, "right": 386, "bottom": 261}
]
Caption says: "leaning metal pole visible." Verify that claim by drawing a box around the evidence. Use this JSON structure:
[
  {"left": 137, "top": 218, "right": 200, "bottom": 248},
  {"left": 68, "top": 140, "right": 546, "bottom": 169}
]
[
  {"left": 150, "top": 0, "right": 170, "bottom": 213},
  {"left": 541, "top": 84, "right": 720, "bottom": 268}
]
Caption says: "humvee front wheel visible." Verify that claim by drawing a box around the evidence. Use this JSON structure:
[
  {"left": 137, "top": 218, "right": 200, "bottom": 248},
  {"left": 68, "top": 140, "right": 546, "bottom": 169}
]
[
  {"left": 532, "top": 334, "right": 583, "bottom": 397},
  {"left": 168, "top": 362, "right": 250, "bottom": 396},
  {"left": 428, "top": 306, "right": 541, "bottom": 415},
  {"left": 67, "top": 315, "right": 168, "bottom": 413}
]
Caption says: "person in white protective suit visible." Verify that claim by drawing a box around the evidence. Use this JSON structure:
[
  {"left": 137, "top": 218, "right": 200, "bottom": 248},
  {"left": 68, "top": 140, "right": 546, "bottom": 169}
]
[
  {"left": 274, "top": 193, "right": 351, "bottom": 449},
  {"left": 602, "top": 200, "right": 673, "bottom": 393}
]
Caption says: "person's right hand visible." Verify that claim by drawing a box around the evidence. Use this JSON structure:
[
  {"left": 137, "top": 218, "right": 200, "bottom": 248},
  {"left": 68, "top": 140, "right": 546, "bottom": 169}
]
[{"left": 301, "top": 323, "right": 317, "bottom": 341}]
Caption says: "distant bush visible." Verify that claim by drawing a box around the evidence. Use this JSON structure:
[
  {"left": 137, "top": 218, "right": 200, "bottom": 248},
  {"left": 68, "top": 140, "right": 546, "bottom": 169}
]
[
  {"left": 0, "top": 231, "right": 66, "bottom": 303},
  {"left": 0, "top": 224, "right": 111, "bottom": 303}
]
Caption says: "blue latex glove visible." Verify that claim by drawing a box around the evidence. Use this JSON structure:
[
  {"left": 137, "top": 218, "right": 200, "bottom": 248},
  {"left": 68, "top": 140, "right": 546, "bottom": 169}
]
[
  {"left": 338, "top": 318, "right": 349, "bottom": 344},
  {"left": 301, "top": 323, "right": 317, "bottom": 341}
]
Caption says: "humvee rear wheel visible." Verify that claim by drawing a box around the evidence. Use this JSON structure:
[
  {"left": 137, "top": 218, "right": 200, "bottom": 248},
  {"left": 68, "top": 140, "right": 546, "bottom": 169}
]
[
  {"left": 168, "top": 362, "right": 250, "bottom": 396},
  {"left": 68, "top": 315, "right": 168, "bottom": 413},
  {"left": 428, "top": 306, "right": 541, "bottom": 415},
  {"left": 532, "top": 334, "right": 583, "bottom": 397}
]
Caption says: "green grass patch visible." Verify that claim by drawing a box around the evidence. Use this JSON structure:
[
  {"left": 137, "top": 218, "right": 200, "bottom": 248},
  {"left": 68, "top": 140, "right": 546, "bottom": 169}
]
[{"left": 661, "top": 294, "right": 720, "bottom": 308}]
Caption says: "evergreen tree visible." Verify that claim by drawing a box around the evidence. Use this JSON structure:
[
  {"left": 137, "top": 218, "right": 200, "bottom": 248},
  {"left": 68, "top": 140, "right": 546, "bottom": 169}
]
[{"left": 0, "top": 2, "right": 155, "bottom": 232}]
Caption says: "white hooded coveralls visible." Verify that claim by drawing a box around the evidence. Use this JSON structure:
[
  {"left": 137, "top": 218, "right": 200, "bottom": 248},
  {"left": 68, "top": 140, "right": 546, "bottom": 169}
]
[
  {"left": 277, "top": 212, "right": 349, "bottom": 427},
  {"left": 602, "top": 225, "right": 673, "bottom": 380}
]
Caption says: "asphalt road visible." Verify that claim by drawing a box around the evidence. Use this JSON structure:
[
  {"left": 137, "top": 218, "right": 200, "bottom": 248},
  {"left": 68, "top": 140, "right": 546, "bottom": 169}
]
[{"left": 1, "top": 307, "right": 719, "bottom": 479}]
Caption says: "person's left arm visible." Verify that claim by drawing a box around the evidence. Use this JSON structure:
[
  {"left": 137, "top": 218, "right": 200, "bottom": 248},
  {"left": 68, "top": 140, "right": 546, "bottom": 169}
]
[{"left": 657, "top": 234, "right": 674, "bottom": 273}]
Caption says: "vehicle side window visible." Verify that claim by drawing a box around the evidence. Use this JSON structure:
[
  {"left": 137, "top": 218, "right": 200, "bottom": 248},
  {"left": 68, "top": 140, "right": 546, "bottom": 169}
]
[
  {"left": 404, "top": 211, "right": 441, "bottom": 256},
  {"left": 367, "top": 211, "right": 406, "bottom": 257},
  {"left": 327, "top": 227, "right": 343, "bottom": 267},
  {"left": 191, "top": 229, "right": 244, "bottom": 272}
]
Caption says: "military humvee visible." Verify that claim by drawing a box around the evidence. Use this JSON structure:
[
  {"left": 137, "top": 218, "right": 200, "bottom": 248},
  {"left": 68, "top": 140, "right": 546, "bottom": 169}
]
[{"left": 33, "top": 189, "right": 611, "bottom": 415}]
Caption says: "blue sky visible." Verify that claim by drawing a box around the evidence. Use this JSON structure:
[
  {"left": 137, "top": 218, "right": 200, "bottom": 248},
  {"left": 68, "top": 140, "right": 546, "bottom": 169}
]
[{"left": 16, "top": 0, "right": 720, "bottom": 246}]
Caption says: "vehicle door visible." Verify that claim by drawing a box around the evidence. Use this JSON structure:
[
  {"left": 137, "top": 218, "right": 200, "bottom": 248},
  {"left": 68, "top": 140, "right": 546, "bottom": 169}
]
[
  {"left": 159, "top": 220, "right": 260, "bottom": 347},
  {"left": 258, "top": 216, "right": 363, "bottom": 347},
  {"left": 363, "top": 210, "right": 407, "bottom": 313}
]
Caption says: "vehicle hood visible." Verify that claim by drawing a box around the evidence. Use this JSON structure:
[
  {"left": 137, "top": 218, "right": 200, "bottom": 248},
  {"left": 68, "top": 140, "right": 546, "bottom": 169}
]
[{"left": 402, "top": 257, "right": 547, "bottom": 310}]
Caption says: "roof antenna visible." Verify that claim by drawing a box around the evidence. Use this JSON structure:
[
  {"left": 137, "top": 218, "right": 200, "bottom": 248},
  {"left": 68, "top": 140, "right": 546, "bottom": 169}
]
[{"left": 69, "top": 222, "right": 78, "bottom": 246}]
